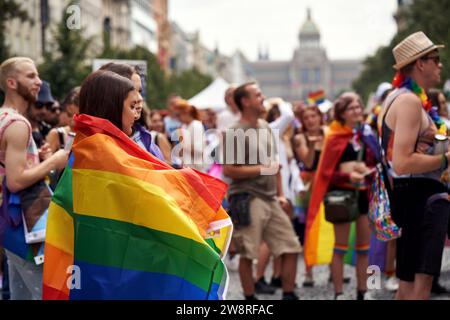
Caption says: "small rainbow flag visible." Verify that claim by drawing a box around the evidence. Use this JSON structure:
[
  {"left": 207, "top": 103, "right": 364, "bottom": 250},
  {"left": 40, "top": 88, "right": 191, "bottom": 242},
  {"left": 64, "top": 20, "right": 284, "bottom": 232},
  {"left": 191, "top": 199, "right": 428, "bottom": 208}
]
[
  {"left": 43, "top": 114, "right": 232, "bottom": 300},
  {"left": 306, "top": 90, "right": 326, "bottom": 106}
]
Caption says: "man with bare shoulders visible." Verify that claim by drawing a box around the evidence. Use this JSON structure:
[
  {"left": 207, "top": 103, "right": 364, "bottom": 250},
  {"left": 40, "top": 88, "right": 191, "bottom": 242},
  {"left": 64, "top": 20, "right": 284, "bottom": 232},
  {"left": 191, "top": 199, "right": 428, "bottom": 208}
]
[
  {"left": 378, "top": 32, "right": 450, "bottom": 300},
  {"left": 0, "top": 57, "right": 68, "bottom": 299}
]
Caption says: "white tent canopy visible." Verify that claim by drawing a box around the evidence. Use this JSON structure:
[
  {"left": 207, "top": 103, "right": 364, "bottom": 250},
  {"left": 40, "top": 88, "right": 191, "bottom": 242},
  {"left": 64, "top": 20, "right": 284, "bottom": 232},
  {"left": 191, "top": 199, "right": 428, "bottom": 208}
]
[{"left": 188, "top": 77, "right": 230, "bottom": 110}]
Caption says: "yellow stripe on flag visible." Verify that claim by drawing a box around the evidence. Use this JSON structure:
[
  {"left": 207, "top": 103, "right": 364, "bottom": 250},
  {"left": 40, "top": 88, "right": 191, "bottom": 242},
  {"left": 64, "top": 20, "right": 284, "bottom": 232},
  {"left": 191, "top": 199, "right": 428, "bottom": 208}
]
[{"left": 72, "top": 169, "right": 207, "bottom": 245}]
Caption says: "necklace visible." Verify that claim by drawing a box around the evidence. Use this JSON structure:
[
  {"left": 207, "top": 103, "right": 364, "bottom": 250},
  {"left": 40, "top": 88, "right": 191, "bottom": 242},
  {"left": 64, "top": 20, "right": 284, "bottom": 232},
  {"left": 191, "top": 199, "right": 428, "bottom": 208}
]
[{"left": 392, "top": 72, "right": 447, "bottom": 135}]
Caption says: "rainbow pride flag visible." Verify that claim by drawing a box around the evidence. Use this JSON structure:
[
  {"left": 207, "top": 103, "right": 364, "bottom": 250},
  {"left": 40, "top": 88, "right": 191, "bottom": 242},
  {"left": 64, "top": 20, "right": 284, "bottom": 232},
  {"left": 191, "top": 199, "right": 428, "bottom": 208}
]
[
  {"left": 304, "top": 121, "right": 352, "bottom": 267},
  {"left": 306, "top": 90, "right": 325, "bottom": 106},
  {"left": 43, "top": 114, "right": 232, "bottom": 300}
]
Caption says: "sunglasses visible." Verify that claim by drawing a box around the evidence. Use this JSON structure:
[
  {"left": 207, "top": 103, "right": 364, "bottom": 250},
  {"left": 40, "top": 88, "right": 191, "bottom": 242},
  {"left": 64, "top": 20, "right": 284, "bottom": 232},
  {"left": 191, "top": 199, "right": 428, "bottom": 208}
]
[
  {"left": 34, "top": 102, "right": 54, "bottom": 110},
  {"left": 421, "top": 55, "right": 440, "bottom": 65}
]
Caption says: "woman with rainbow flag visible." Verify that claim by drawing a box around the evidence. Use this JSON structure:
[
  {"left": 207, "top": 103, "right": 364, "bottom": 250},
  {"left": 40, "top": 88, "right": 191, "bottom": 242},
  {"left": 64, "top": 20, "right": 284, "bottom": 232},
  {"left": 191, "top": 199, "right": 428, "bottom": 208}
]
[
  {"left": 42, "top": 70, "right": 232, "bottom": 300},
  {"left": 304, "top": 92, "right": 380, "bottom": 300}
]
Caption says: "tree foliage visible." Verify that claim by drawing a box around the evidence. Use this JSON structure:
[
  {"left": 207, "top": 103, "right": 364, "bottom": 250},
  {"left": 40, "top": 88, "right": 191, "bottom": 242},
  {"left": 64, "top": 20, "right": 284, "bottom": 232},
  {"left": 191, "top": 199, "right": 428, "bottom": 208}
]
[
  {"left": 353, "top": 0, "right": 450, "bottom": 102},
  {"left": 101, "top": 47, "right": 212, "bottom": 109},
  {"left": 38, "top": 3, "right": 92, "bottom": 100},
  {"left": 0, "top": 0, "right": 28, "bottom": 63}
]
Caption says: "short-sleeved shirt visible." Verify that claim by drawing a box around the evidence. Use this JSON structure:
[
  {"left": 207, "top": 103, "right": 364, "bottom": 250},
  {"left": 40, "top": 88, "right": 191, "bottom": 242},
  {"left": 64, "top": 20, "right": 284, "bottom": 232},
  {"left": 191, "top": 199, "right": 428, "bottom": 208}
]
[{"left": 224, "top": 119, "right": 278, "bottom": 200}]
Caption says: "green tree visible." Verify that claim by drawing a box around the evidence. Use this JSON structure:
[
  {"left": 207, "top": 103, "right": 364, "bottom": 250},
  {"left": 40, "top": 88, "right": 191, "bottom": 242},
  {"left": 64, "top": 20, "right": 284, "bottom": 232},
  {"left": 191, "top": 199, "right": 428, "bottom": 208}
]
[
  {"left": 100, "top": 46, "right": 213, "bottom": 109},
  {"left": 100, "top": 46, "right": 168, "bottom": 108},
  {"left": 167, "top": 68, "right": 212, "bottom": 103},
  {"left": 0, "top": 0, "right": 28, "bottom": 62},
  {"left": 353, "top": 0, "right": 450, "bottom": 102},
  {"left": 38, "top": 3, "right": 92, "bottom": 100}
]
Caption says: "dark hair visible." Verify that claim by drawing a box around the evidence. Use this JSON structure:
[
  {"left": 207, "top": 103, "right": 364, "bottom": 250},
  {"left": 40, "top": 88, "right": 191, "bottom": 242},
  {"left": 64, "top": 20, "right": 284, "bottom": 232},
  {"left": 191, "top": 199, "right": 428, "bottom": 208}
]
[
  {"left": 61, "top": 86, "right": 80, "bottom": 110},
  {"left": 99, "top": 62, "right": 137, "bottom": 80},
  {"left": 266, "top": 104, "right": 280, "bottom": 123},
  {"left": 333, "top": 93, "right": 364, "bottom": 124},
  {"left": 233, "top": 82, "right": 256, "bottom": 112},
  {"left": 79, "top": 70, "right": 135, "bottom": 131},
  {"left": 428, "top": 88, "right": 442, "bottom": 107},
  {"left": 135, "top": 106, "right": 149, "bottom": 129}
]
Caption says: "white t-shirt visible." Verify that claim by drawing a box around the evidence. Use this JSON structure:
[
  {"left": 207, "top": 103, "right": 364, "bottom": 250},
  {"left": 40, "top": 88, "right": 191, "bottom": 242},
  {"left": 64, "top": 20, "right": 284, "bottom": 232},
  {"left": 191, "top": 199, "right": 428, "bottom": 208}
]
[
  {"left": 181, "top": 120, "right": 207, "bottom": 172},
  {"left": 217, "top": 108, "right": 241, "bottom": 132}
]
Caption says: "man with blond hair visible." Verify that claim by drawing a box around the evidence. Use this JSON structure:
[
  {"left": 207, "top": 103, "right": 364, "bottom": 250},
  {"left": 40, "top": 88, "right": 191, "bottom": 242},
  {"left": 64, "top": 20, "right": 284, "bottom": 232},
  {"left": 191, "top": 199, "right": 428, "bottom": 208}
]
[{"left": 0, "top": 57, "right": 68, "bottom": 299}]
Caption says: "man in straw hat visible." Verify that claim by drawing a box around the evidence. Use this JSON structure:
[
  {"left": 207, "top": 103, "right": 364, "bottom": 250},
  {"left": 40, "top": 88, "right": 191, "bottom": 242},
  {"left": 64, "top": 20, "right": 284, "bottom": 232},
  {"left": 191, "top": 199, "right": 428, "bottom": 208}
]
[{"left": 377, "top": 32, "right": 450, "bottom": 300}]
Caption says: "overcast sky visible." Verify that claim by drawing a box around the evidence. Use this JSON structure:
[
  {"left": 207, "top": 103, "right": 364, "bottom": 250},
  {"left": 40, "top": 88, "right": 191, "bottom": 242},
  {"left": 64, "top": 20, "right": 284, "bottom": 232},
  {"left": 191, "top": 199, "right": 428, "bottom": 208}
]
[{"left": 169, "top": 0, "right": 399, "bottom": 61}]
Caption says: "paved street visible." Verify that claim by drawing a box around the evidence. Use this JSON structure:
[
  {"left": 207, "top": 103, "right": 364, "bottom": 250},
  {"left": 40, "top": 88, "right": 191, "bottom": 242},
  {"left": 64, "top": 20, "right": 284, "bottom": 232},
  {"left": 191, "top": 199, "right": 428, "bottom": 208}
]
[{"left": 225, "top": 247, "right": 450, "bottom": 300}]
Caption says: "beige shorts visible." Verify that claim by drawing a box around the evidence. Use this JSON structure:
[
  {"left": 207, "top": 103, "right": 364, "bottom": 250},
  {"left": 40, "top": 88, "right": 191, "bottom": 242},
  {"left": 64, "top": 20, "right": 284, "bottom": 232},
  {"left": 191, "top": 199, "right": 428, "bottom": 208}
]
[{"left": 233, "top": 196, "right": 302, "bottom": 260}]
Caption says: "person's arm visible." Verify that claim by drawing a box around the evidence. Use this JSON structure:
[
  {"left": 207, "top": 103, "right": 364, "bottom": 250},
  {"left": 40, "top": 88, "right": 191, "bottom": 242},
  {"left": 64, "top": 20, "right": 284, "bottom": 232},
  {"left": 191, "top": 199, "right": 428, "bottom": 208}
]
[
  {"left": 3, "top": 121, "right": 68, "bottom": 193},
  {"left": 157, "top": 132, "right": 172, "bottom": 165},
  {"left": 294, "top": 133, "right": 318, "bottom": 169},
  {"left": 269, "top": 102, "right": 295, "bottom": 134},
  {"left": 392, "top": 94, "right": 448, "bottom": 175},
  {"left": 46, "top": 128, "right": 61, "bottom": 153}
]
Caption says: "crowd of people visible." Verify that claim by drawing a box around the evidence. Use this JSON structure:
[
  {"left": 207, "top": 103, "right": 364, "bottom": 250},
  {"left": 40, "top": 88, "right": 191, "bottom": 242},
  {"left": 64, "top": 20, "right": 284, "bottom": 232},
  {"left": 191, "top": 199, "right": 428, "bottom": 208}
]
[{"left": 0, "top": 31, "right": 449, "bottom": 300}]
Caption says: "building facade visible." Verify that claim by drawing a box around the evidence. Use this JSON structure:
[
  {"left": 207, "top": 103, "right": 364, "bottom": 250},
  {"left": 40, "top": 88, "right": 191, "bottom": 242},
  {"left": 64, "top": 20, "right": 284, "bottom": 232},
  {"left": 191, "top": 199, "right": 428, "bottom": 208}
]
[
  {"left": 5, "top": 0, "right": 160, "bottom": 63},
  {"left": 153, "top": 0, "right": 170, "bottom": 72},
  {"left": 248, "top": 9, "right": 362, "bottom": 101},
  {"left": 129, "top": 0, "right": 158, "bottom": 53}
]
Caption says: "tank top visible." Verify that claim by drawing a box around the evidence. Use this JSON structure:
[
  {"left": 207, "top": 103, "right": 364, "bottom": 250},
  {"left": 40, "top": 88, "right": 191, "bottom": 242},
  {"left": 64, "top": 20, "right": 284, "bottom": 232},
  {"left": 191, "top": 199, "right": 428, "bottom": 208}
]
[
  {"left": 380, "top": 88, "right": 443, "bottom": 182},
  {"left": 0, "top": 108, "right": 39, "bottom": 175}
]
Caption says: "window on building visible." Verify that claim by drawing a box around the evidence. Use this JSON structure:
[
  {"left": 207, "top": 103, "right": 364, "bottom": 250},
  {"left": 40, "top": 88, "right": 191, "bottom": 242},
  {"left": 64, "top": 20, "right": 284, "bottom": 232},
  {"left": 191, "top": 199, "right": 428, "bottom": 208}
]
[
  {"left": 314, "top": 68, "right": 321, "bottom": 84},
  {"left": 301, "top": 68, "right": 309, "bottom": 84}
]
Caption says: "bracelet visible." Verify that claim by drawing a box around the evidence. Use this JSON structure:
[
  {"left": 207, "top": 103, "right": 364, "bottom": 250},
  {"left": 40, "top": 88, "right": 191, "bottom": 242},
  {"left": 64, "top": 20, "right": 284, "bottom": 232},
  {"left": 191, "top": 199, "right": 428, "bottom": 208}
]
[{"left": 441, "top": 153, "right": 449, "bottom": 170}]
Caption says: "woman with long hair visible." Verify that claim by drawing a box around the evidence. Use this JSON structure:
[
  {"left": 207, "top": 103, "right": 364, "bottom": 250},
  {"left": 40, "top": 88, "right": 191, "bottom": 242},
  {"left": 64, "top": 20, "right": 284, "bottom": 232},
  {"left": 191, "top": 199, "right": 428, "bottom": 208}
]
[
  {"left": 293, "top": 104, "right": 326, "bottom": 287},
  {"left": 305, "top": 92, "right": 379, "bottom": 300}
]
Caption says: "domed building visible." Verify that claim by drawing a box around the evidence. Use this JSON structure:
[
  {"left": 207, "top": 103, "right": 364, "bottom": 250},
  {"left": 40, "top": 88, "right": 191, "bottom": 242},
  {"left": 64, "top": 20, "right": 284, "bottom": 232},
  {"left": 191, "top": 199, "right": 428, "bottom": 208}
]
[{"left": 248, "top": 9, "right": 363, "bottom": 101}]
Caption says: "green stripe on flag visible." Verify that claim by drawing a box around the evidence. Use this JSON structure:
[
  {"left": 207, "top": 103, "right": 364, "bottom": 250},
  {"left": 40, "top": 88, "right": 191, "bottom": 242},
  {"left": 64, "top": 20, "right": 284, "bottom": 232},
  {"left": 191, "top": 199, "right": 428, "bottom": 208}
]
[{"left": 73, "top": 213, "right": 224, "bottom": 292}]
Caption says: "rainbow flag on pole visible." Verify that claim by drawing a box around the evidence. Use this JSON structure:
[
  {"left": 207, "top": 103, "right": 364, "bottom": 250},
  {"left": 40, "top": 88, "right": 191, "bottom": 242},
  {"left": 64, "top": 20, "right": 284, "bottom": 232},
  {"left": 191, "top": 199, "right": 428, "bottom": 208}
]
[{"left": 43, "top": 114, "right": 232, "bottom": 300}]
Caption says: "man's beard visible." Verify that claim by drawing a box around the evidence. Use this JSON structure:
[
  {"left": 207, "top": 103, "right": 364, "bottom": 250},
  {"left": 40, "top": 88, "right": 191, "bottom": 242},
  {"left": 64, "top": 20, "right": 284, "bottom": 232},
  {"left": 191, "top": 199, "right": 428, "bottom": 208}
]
[{"left": 17, "top": 81, "right": 37, "bottom": 104}]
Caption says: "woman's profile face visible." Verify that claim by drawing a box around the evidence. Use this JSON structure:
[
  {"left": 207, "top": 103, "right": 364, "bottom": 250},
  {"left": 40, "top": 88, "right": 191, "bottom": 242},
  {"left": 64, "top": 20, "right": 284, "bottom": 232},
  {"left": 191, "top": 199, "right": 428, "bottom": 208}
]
[
  {"left": 131, "top": 73, "right": 144, "bottom": 120},
  {"left": 122, "top": 90, "right": 140, "bottom": 136}
]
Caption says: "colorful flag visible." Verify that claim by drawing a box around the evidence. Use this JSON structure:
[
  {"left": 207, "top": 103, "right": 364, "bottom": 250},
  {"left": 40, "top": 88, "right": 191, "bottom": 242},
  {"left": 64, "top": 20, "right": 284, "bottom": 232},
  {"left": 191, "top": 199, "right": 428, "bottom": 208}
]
[
  {"left": 43, "top": 114, "right": 232, "bottom": 300},
  {"left": 304, "top": 121, "right": 353, "bottom": 267},
  {"left": 307, "top": 90, "right": 325, "bottom": 106}
]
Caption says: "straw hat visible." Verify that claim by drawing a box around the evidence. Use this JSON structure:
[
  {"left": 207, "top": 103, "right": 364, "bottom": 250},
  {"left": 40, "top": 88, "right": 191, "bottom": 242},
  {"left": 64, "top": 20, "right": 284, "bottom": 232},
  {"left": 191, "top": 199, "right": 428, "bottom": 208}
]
[{"left": 393, "top": 31, "right": 444, "bottom": 70}]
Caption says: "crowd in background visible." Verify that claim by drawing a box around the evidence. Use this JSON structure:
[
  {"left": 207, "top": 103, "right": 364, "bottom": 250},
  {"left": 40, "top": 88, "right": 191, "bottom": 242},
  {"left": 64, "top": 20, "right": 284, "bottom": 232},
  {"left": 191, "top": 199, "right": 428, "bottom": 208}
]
[{"left": 0, "top": 31, "right": 450, "bottom": 300}]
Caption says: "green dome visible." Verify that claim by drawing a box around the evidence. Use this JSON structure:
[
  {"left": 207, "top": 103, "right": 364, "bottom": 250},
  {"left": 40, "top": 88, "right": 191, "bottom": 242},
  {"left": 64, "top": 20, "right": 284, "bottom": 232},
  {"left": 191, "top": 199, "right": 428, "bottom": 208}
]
[{"left": 300, "top": 8, "right": 320, "bottom": 35}]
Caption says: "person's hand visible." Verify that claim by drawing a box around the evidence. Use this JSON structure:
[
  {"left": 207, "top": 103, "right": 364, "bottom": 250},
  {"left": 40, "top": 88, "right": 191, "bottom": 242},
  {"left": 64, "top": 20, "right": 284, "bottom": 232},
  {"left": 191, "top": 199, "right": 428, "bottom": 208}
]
[
  {"left": 51, "top": 150, "right": 70, "bottom": 170},
  {"left": 277, "top": 196, "right": 293, "bottom": 219},
  {"left": 349, "top": 171, "right": 365, "bottom": 184},
  {"left": 38, "top": 143, "right": 52, "bottom": 161},
  {"left": 354, "top": 161, "right": 370, "bottom": 174},
  {"left": 260, "top": 161, "right": 280, "bottom": 175},
  {"left": 307, "top": 135, "right": 323, "bottom": 147}
]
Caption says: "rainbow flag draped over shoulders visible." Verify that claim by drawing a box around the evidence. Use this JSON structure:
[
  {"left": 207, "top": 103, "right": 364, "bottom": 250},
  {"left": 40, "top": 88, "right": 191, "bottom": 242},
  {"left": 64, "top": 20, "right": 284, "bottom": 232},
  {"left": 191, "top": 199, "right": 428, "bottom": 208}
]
[
  {"left": 43, "top": 114, "right": 232, "bottom": 300},
  {"left": 304, "top": 121, "right": 353, "bottom": 267}
]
